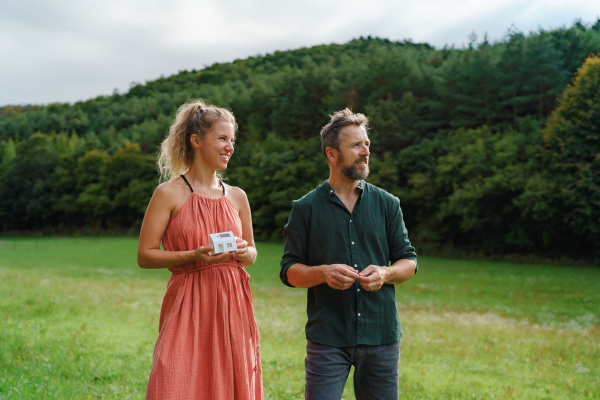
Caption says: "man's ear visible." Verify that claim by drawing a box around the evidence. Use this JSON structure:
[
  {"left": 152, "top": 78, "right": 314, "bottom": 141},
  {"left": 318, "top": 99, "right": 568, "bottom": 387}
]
[{"left": 326, "top": 147, "right": 337, "bottom": 162}]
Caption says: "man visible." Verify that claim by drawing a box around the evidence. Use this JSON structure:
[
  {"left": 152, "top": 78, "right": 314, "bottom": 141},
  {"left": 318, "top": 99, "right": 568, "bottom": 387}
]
[{"left": 280, "top": 108, "right": 417, "bottom": 400}]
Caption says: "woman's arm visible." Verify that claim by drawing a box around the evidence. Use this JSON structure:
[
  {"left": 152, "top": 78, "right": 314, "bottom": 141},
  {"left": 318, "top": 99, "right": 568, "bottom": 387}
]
[
  {"left": 228, "top": 186, "right": 257, "bottom": 266},
  {"left": 137, "top": 183, "right": 232, "bottom": 269}
]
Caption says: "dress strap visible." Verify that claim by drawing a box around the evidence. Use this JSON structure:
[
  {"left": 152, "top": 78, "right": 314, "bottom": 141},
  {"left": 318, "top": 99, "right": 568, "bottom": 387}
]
[
  {"left": 180, "top": 175, "right": 194, "bottom": 193},
  {"left": 181, "top": 175, "right": 225, "bottom": 196}
]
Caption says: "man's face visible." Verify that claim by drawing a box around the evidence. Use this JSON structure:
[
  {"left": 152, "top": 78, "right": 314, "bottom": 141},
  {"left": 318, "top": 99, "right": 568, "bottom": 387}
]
[{"left": 335, "top": 125, "right": 370, "bottom": 181}]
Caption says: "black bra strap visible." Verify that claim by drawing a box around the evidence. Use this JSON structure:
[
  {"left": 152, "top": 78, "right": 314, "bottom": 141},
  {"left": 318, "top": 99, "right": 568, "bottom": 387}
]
[
  {"left": 219, "top": 179, "right": 226, "bottom": 196},
  {"left": 180, "top": 175, "right": 193, "bottom": 193}
]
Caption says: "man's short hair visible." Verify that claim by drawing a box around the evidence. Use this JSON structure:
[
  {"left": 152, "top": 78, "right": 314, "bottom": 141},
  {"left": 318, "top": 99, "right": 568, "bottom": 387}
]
[{"left": 320, "top": 108, "right": 369, "bottom": 157}]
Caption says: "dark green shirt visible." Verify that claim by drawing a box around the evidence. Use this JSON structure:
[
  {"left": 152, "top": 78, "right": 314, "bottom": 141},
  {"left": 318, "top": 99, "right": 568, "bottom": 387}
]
[{"left": 280, "top": 180, "right": 417, "bottom": 347}]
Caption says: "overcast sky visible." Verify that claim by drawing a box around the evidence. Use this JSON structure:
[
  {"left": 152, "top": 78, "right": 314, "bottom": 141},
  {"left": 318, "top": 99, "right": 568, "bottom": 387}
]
[{"left": 1, "top": 0, "right": 598, "bottom": 107}]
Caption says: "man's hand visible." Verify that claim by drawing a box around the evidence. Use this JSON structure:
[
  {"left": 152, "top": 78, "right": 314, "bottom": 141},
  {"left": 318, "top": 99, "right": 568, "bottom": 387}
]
[
  {"left": 323, "top": 264, "right": 359, "bottom": 290},
  {"left": 357, "top": 265, "right": 388, "bottom": 292}
]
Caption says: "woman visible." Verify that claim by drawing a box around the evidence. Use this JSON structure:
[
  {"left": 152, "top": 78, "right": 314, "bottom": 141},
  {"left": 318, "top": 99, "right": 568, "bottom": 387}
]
[{"left": 137, "top": 100, "right": 262, "bottom": 400}]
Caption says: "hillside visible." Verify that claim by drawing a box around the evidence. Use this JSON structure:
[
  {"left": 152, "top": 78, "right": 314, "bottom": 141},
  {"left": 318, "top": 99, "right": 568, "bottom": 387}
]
[{"left": 1, "top": 21, "right": 599, "bottom": 262}]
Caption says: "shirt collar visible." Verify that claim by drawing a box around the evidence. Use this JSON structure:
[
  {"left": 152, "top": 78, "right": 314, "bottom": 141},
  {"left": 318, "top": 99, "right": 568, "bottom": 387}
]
[{"left": 322, "top": 180, "right": 365, "bottom": 197}]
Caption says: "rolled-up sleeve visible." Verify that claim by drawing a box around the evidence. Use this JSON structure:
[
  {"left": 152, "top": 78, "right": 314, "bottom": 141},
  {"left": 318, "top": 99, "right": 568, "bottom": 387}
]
[
  {"left": 280, "top": 202, "right": 310, "bottom": 287},
  {"left": 388, "top": 196, "right": 418, "bottom": 274}
]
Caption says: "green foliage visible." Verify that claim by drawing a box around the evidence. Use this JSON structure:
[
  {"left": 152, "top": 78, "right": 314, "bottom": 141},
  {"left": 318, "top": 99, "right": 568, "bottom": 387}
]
[
  {"left": 535, "top": 54, "right": 600, "bottom": 257},
  {"left": 0, "top": 139, "right": 16, "bottom": 174},
  {"left": 393, "top": 122, "right": 549, "bottom": 255},
  {"left": 0, "top": 21, "right": 599, "bottom": 261},
  {"left": 0, "top": 137, "right": 158, "bottom": 231},
  {"left": 0, "top": 134, "right": 63, "bottom": 230}
]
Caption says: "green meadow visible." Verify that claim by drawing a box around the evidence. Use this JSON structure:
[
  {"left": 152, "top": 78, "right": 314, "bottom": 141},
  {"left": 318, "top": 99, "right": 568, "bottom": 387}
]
[{"left": 0, "top": 237, "right": 598, "bottom": 399}]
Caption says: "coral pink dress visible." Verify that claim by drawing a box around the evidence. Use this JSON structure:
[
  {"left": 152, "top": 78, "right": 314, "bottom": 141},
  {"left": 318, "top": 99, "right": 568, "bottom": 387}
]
[{"left": 146, "top": 180, "right": 262, "bottom": 400}]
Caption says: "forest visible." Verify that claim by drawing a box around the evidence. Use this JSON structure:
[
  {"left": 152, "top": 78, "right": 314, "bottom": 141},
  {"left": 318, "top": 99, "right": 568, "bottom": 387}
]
[{"left": 0, "top": 20, "right": 599, "bottom": 262}]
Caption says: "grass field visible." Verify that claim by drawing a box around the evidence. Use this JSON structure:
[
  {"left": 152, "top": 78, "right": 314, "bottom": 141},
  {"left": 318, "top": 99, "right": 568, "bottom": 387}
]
[{"left": 0, "top": 237, "right": 599, "bottom": 399}]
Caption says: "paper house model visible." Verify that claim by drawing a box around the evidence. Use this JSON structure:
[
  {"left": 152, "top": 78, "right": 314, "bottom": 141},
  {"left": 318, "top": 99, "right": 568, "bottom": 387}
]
[{"left": 209, "top": 231, "right": 237, "bottom": 254}]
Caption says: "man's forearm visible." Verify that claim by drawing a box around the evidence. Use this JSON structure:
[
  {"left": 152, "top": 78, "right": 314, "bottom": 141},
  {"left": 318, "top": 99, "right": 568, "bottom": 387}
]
[
  {"left": 286, "top": 263, "right": 326, "bottom": 288},
  {"left": 384, "top": 259, "right": 417, "bottom": 285}
]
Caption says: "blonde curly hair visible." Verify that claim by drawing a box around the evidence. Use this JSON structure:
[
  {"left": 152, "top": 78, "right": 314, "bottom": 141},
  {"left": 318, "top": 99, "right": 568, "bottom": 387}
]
[{"left": 157, "top": 99, "right": 237, "bottom": 182}]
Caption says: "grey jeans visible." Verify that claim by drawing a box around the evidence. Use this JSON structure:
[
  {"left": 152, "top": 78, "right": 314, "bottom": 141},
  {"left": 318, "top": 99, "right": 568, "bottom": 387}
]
[{"left": 304, "top": 340, "right": 400, "bottom": 400}]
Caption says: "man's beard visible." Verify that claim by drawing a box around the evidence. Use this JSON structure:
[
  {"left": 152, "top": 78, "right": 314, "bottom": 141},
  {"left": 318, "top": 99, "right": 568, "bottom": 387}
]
[{"left": 337, "top": 152, "right": 369, "bottom": 180}]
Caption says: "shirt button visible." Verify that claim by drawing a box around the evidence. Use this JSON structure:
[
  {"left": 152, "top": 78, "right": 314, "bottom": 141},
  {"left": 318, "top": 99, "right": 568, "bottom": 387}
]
[
  {"left": 350, "top": 219, "right": 352, "bottom": 223},
  {"left": 354, "top": 264, "right": 357, "bottom": 268},
  {"left": 351, "top": 241, "right": 355, "bottom": 245},
  {"left": 357, "top": 288, "right": 360, "bottom": 292},
  {"left": 358, "top": 313, "right": 361, "bottom": 317}
]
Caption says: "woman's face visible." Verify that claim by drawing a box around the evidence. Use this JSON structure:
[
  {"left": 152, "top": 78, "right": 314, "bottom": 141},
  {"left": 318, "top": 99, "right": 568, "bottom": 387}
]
[{"left": 195, "top": 120, "right": 236, "bottom": 170}]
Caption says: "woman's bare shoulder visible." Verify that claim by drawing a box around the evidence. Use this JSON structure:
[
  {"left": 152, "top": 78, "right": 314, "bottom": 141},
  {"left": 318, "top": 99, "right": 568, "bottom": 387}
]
[
  {"left": 224, "top": 184, "right": 249, "bottom": 209},
  {"left": 152, "top": 178, "right": 190, "bottom": 205},
  {"left": 153, "top": 180, "right": 178, "bottom": 197},
  {"left": 225, "top": 184, "right": 247, "bottom": 198}
]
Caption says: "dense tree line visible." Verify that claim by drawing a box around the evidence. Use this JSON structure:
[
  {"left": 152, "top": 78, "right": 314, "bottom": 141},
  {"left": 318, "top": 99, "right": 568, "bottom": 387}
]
[{"left": 1, "top": 21, "right": 599, "bottom": 262}]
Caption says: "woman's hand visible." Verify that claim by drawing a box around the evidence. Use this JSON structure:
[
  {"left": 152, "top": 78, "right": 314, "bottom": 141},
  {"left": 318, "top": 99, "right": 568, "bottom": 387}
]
[
  {"left": 194, "top": 245, "right": 234, "bottom": 264},
  {"left": 232, "top": 237, "right": 257, "bottom": 266},
  {"left": 232, "top": 237, "right": 249, "bottom": 262}
]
